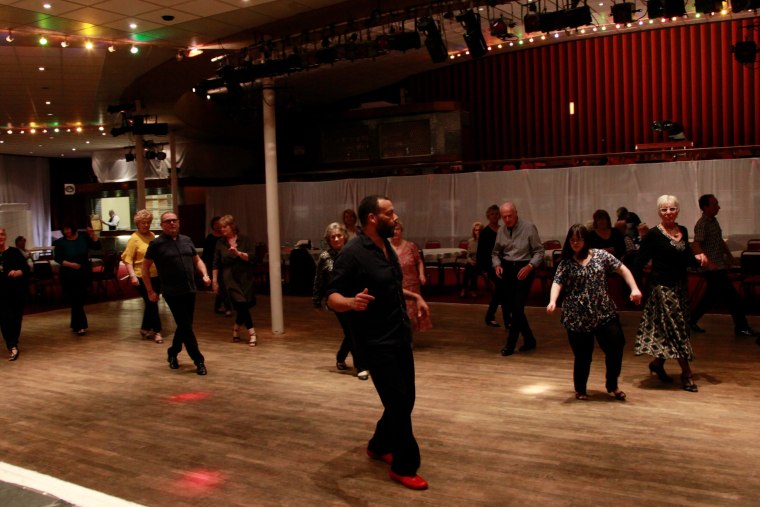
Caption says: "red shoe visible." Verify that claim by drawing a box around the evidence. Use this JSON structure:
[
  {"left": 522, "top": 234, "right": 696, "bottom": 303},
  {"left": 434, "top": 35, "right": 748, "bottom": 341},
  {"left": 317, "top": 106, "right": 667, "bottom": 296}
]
[
  {"left": 388, "top": 470, "right": 428, "bottom": 490},
  {"left": 366, "top": 448, "right": 393, "bottom": 465}
]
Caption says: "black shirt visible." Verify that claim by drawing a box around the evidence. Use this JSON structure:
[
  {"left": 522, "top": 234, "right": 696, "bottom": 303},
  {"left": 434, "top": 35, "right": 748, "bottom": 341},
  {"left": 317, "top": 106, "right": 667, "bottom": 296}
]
[
  {"left": 326, "top": 232, "right": 411, "bottom": 348},
  {"left": 145, "top": 233, "right": 198, "bottom": 296}
]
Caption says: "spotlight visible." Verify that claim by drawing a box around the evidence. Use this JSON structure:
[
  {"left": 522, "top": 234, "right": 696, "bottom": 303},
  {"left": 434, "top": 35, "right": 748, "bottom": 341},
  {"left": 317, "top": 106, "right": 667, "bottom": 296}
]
[
  {"left": 695, "top": 0, "right": 723, "bottom": 13},
  {"left": 565, "top": 6, "right": 593, "bottom": 29},
  {"left": 730, "top": 0, "right": 760, "bottom": 13},
  {"left": 456, "top": 10, "right": 487, "bottom": 58},
  {"left": 145, "top": 150, "right": 157, "bottom": 160},
  {"left": 125, "top": 151, "right": 135, "bottom": 162},
  {"left": 490, "top": 17, "right": 517, "bottom": 40},
  {"left": 5, "top": 32, "right": 13, "bottom": 43},
  {"left": 156, "top": 151, "right": 167, "bottom": 161},
  {"left": 60, "top": 39, "right": 69, "bottom": 48},
  {"left": 39, "top": 36, "right": 48, "bottom": 45},
  {"left": 416, "top": 16, "right": 448, "bottom": 63},
  {"left": 108, "top": 44, "right": 116, "bottom": 53},
  {"left": 611, "top": 2, "right": 636, "bottom": 23},
  {"left": 130, "top": 45, "right": 139, "bottom": 54},
  {"left": 85, "top": 40, "right": 94, "bottom": 49},
  {"left": 648, "top": 0, "right": 686, "bottom": 18}
]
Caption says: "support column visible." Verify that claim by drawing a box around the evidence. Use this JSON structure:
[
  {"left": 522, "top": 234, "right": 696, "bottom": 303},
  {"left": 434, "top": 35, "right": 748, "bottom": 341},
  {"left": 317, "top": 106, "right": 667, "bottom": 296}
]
[
  {"left": 169, "top": 132, "right": 179, "bottom": 213},
  {"left": 262, "top": 77, "right": 284, "bottom": 335},
  {"left": 135, "top": 136, "right": 146, "bottom": 210}
]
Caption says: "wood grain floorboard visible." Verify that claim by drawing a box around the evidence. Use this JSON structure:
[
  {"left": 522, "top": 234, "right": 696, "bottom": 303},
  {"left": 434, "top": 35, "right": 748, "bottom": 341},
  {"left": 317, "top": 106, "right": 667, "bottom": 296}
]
[{"left": 2, "top": 294, "right": 759, "bottom": 506}]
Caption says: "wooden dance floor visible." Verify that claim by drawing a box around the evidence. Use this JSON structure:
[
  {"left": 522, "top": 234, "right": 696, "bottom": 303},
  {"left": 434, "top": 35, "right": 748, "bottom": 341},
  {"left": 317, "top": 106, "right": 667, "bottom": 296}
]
[{"left": 2, "top": 294, "right": 760, "bottom": 506}]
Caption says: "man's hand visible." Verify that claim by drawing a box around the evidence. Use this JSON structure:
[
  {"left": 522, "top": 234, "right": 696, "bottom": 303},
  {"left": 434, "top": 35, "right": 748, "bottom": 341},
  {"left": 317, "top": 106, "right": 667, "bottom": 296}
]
[
  {"left": 517, "top": 264, "right": 533, "bottom": 280},
  {"left": 352, "top": 288, "right": 375, "bottom": 311},
  {"left": 494, "top": 265, "right": 503, "bottom": 278}
]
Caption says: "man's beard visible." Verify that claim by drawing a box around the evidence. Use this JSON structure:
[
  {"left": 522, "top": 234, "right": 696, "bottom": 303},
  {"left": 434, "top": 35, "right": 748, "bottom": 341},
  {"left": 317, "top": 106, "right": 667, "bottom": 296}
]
[{"left": 377, "top": 221, "right": 395, "bottom": 239}]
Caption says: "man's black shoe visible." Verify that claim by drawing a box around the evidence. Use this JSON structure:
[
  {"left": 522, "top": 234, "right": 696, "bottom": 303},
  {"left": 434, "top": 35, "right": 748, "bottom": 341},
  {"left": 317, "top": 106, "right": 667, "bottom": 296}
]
[
  {"left": 500, "top": 347, "right": 514, "bottom": 356},
  {"left": 196, "top": 363, "right": 207, "bottom": 375},
  {"left": 690, "top": 323, "right": 706, "bottom": 333},
  {"left": 485, "top": 320, "right": 501, "bottom": 328},
  {"left": 167, "top": 352, "right": 179, "bottom": 369}
]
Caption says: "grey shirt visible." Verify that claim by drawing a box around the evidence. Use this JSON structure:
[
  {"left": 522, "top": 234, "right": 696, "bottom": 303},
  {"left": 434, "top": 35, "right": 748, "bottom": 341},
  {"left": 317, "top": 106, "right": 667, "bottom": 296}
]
[{"left": 492, "top": 219, "right": 545, "bottom": 269}]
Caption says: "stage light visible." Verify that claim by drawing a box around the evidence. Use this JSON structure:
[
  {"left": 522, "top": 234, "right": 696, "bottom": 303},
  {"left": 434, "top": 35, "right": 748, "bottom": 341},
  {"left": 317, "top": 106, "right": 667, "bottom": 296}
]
[
  {"left": 108, "top": 44, "right": 116, "bottom": 53},
  {"left": 60, "top": 39, "right": 69, "bottom": 48},
  {"left": 648, "top": 0, "right": 686, "bottom": 18},
  {"left": 145, "top": 150, "right": 157, "bottom": 160},
  {"left": 730, "top": 0, "right": 760, "bottom": 12},
  {"left": 490, "top": 16, "right": 517, "bottom": 40},
  {"left": 695, "top": 0, "right": 723, "bottom": 13},
  {"left": 416, "top": 16, "right": 448, "bottom": 63},
  {"left": 611, "top": 2, "right": 636, "bottom": 23},
  {"left": 565, "top": 6, "right": 593, "bottom": 29},
  {"left": 456, "top": 10, "right": 487, "bottom": 58},
  {"left": 5, "top": 32, "right": 13, "bottom": 43},
  {"left": 130, "top": 45, "right": 139, "bottom": 54},
  {"left": 39, "top": 36, "right": 48, "bottom": 45},
  {"left": 125, "top": 151, "right": 135, "bottom": 162},
  {"left": 85, "top": 40, "right": 94, "bottom": 49}
]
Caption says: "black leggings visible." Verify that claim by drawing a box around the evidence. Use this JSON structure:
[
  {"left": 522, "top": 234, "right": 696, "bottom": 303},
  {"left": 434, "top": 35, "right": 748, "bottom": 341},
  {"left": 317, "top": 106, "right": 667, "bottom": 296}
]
[
  {"left": 566, "top": 316, "right": 625, "bottom": 395},
  {"left": 233, "top": 301, "right": 254, "bottom": 329}
]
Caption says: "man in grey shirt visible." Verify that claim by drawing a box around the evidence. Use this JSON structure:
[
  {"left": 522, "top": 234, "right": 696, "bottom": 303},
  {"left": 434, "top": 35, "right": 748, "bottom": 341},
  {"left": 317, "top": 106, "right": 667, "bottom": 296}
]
[
  {"left": 493, "top": 202, "right": 544, "bottom": 356},
  {"left": 690, "top": 194, "right": 757, "bottom": 337}
]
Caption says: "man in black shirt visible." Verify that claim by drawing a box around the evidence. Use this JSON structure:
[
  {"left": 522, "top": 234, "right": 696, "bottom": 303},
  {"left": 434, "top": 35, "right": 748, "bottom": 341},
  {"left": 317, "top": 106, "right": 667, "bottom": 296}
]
[
  {"left": 143, "top": 211, "right": 211, "bottom": 375},
  {"left": 327, "top": 195, "right": 430, "bottom": 491}
]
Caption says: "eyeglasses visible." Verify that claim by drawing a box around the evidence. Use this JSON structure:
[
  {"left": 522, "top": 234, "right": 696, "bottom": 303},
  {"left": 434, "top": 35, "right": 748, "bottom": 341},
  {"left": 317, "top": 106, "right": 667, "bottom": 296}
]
[
  {"left": 659, "top": 207, "right": 678, "bottom": 213},
  {"left": 162, "top": 218, "right": 179, "bottom": 224},
  {"left": 329, "top": 234, "right": 344, "bottom": 240}
]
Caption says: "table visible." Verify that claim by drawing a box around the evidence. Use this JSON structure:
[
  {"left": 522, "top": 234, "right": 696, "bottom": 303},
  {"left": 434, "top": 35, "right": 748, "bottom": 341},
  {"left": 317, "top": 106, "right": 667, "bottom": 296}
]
[{"left": 423, "top": 248, "right": 466, "bottom": 287}]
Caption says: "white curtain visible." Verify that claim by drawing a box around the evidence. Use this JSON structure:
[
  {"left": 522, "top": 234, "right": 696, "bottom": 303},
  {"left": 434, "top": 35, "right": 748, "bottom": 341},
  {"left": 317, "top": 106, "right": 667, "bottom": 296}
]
[
  {"left": 0, "top": 155, "right": 51, "bottom": 247},
  {"left": 207, "top": 157, "right": 760, "bottom": 250}
]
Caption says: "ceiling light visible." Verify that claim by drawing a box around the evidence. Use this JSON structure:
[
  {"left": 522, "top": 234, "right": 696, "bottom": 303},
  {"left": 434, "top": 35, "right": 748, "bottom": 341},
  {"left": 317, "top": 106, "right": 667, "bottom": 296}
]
[
  {"left": 85, "top": 40, "right": 94, "bottom": 49},
  {"left": 6, "top": 32, "right": 13, "bottom": 43},
  {"left": 188, "top": 48, "right": 204, "bottom": 58},
  {"left": 61, "top": 39, "right": 69, "bottom": 48},
  {"left": 38, "top": 66, "right": 45, "bottom": 71},
  {"left": 43, "top": 3, "right": 52, "bottom": 9},
  {"left": 129, "top": 23, "right": 138, "bottom": 29},
  {"left": 108, "top": 44, "right": 116, "bottom": 52},
  {"left": 39, "top": 36, "right": 48, "bottom": 45},
  {"left": 130, "top": 45, "right": 139, "bottom": 54}
]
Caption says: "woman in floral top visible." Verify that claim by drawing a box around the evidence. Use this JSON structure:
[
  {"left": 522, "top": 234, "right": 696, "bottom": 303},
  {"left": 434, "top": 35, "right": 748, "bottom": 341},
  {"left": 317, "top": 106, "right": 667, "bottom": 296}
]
[{"left": 547, "top": 224, "right": 642, "bottom": 400}]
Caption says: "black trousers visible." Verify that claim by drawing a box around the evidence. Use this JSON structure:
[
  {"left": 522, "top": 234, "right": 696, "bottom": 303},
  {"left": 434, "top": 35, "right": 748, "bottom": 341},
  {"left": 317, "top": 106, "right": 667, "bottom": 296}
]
[
  {"left": 335, "top": 313, "right": 365, "bottom": 371},
  {"left": 690, "top": 269, "right": 749, "bottom": 331},
  {"left": 566, "top": 317, "right": 625, "bottom": 394},
  {"left": 485, "top": 269, "right": 508, "bottom": 325},
  {"left": 60, "top": 270, "right": 88, "bottom": 331},
  {"left": 164, "top": 292, "right": 204, "bottom": 364},
  {"left": 502, "top": 262, "right": 536, "bottom": 350},
  {"left": 134, "top": 277, "right": 162, "bottom": 333},
  {"left": 366, "top": 342, "right": 420, "bottom": 477},
  {"left": 0, "top": 291, "right": 24, "bottom": 350}
]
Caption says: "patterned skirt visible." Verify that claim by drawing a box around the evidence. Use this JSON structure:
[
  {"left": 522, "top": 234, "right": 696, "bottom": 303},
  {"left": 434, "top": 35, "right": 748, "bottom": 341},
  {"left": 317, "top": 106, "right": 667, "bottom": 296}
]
[{"left": 634, "top": 284, "right": 694, "bottom": 360}]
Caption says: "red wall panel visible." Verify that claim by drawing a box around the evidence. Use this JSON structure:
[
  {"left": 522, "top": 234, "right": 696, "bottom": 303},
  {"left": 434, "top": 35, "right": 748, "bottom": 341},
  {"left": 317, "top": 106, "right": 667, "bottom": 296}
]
[{"left": 405, "top": 19, "right": 759, "bottom": 160}]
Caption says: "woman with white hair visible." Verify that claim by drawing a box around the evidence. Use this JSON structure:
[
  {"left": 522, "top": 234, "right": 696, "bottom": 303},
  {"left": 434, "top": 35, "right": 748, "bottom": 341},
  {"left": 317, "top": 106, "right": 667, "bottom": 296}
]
[
  {"left": 313, "top": 222, "right": 368, "bottom": 380},
  {"left": 634, "top": 195, "right": 707, "bottom": 392}
]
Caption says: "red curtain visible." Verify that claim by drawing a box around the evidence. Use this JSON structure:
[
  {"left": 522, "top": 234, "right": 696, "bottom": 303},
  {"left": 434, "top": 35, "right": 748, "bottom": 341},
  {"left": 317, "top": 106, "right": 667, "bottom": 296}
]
[{"left": 405, "top": 19, "right": 760, "bottom": 160}]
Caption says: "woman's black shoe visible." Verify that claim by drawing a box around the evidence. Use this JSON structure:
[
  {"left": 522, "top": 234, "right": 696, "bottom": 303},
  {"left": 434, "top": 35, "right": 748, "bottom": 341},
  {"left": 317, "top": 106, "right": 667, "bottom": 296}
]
[
  {"left": 648, "top": 361, "right": 673, "bottom": 383},
  {"left": 681, "top": 374, "right": 698, "bottom": 392}
]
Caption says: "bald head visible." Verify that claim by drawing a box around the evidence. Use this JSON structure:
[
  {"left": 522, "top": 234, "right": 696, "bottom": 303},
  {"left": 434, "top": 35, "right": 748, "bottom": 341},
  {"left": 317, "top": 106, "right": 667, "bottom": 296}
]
[{"left": 500, "top": 202, "right": 518, "bottom": 228}]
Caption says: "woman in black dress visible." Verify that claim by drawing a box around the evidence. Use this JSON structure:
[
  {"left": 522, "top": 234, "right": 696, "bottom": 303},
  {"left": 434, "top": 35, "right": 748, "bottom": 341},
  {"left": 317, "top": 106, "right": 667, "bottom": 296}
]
[
  {"left": 212, "top": 215, "right": 258, "bottom": 346},
  {"left": 0, "top": 227, "right": 30, "bottom": 360},
  {"left": 634, "top": 195, "right": 707, "bottom": 392}
]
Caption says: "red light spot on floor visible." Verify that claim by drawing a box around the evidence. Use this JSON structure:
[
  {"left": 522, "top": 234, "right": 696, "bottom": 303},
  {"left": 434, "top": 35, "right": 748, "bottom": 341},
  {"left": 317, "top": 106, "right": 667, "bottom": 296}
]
[
  {"left": 167, "top": 391, "right": 210, "bottom": 402},
  {"left": 175, "top": 469, "right": 224, "bottom": 494}
]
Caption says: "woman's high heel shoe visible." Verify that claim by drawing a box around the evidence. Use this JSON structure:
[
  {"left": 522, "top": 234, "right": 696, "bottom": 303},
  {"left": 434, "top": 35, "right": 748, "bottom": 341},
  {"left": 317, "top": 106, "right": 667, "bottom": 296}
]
[
  {"left": 648, "top": 361, "right": 674, "bottom": 383},
  {"left": 9, "top": 347, "right": 19, "bottom": 361},
  {"left": 608, "top": 389, "right": 627, "bottom": 400},
  {"left": 681, "top": 374, "right": 698, "bottom": 392}
]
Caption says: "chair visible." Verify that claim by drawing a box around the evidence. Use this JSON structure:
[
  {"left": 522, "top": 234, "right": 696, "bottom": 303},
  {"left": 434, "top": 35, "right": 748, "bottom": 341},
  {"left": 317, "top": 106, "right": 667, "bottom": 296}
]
[
  {"left": 746, "top": 239, "right": 760, "bottom": 251},
  {"left": 740, "top": 250, "right": 760, "bottom": 302},
  {"left": 422, "top": 241, "right": 443, "bottom": 286},
  {"left": 91, "top": 252, "right": 123, "bottom": 299},
  {"left": 543, "top": 240, "right": 562, "bottom": 251},
  {"left": 30, "top": 260, "right": 58, "bottom": 302}
]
